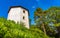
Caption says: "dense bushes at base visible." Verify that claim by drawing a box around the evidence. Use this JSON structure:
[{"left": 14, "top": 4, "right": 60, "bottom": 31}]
[{"left": 0, "top": 18, "right": 49, "bottom": 38}]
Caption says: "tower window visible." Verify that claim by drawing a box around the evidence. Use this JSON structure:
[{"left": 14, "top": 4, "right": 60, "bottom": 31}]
[
  {"left": 23, "top": 16, "right": 25, "bottom": 20},
  {"left": 23, "top": 10, "right": 25, "bottom": 13}
]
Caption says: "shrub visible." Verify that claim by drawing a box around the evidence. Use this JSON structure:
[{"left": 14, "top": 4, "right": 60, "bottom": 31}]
[{"left": 0, "top": 18, "right": 49, "bottom": 38}]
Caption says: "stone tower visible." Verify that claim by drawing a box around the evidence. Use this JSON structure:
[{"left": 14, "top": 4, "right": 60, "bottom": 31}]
[{"left": 7, "top": 6, "right": 29, "bottom": 28}]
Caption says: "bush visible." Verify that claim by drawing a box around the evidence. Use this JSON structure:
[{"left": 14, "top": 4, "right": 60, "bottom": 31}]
[{"left": 0, "top": 18, "right": 49, "bottom": 38}]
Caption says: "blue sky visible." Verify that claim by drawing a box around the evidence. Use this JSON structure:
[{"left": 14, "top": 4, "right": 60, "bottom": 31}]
[{"left": 0, "top": 0, "right": 60, "bottom": 24}]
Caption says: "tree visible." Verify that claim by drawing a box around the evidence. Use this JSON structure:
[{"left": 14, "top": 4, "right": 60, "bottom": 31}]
[
  {"left": 45, "top": 7, "right": 60, "bottom": 37},
  {"left": 34, "top": 8, "right": 47, "bottom": 35},
  {"left": 34, "top": 7, "right": 60, "bottom": 38}
]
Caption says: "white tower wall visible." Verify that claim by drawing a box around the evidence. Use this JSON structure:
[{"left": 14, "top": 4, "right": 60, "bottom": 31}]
[{"left": 7, "top": 7, "right": 29, "bottom": 28}]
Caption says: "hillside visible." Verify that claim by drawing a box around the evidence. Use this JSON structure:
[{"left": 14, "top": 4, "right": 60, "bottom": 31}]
[{"left": 0, "top": 18, "right": 49, "bottom": 38}]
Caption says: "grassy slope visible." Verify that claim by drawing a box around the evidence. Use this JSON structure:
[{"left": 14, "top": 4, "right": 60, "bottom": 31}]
[{"left": 0, "top": 18, "right": 49, "bottom": 38}]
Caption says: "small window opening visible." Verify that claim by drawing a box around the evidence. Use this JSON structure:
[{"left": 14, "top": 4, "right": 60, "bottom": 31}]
[
  {"left": 23, "top": 16, "right": 25, "bottom": 20},
  {"left": 23, "top": 10, "right": 25, "bottom": 13}
]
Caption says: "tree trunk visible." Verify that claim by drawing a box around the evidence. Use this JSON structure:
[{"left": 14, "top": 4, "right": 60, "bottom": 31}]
[
  {"left": 42, "top": 23, "right": 46, "bottom": 35},
  {"left": 40, "top": 15, "right": 46, "bottom": 35}
]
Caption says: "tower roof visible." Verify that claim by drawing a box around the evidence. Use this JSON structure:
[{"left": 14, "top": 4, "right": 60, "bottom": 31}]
[{"left": 8, "top": 6, "right": 29, "bottom": 15}]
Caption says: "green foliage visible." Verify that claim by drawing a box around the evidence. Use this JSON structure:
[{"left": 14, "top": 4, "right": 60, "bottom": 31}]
[
  {"left": 34, "top": 6, "right": 60, "bottom": 38},
  {"left": 0, "top": 18, "right": 49, "bottom": 38}
]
